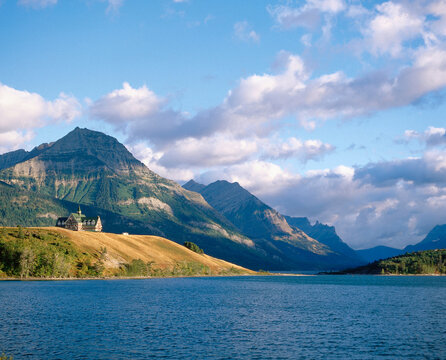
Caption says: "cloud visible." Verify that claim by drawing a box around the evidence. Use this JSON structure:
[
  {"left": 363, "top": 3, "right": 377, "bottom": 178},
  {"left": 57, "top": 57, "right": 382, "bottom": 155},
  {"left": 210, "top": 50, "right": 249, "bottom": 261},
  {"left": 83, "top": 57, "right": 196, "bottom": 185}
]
[
  {"left": 346, "top": 4, "right": 370, "bottom": 18},
  {"left": 233, "top": 21, "right": 260, "bottom": 43},
  {"left": 429, "top": 0, "right": 446, "bottom": 36},
  {"left": 362, "top": 1, "right": 424, "bottom": 57},
  {"left": 0, "top": 130, "right": 34, "bottom": 154},
  {"left": 140, "top": 135, "right": 334, "bottom": 170},
  {"left": 105, "top": 0, "right": 125, "bottom": 14},
  {"left": 196, "top": 160, "right": 299, "bottom": 195},
  {"left": 17, "top": 0, "right": 57, "bottom": 8},
  {"left": 354, "top": 151, "right": 446, "bottom": 187},
  {"left": 90, "top": 47, "right": 446, "bottom": 150},
  {"left": 262, "top": 137, "right": 334, "bottom": 162},
  {"left": 89, "top": 82, "right": 164, "bottom": 125},
  {"left": 404, "top": 126, "right": 446, "bottom": 147},
  {"left": 17, "top": 0, "right": 126, "bottom": 13},
  {"left": 221, "top": 47, "right": 446, "bottom": 127},
  {"left": 195, "top": 150, "right": 446, "bottom": 249},
  {"left": 301, "top": 33, "right": 312, "bottom": 47},
  {"left": 0, "top": 83, "right": 80, "bottom": 153},
  {"left": 158, "top": 136, "right": 258, "bottom": 168},
  {"left": 0, "top": 83, "right": 81, "bottom": 133},
  {"left": 127, "top": 143, "right": 194, "bottom": 181},
  {"left": 268, "top": 0, "right": 345, "bottom": 30}
]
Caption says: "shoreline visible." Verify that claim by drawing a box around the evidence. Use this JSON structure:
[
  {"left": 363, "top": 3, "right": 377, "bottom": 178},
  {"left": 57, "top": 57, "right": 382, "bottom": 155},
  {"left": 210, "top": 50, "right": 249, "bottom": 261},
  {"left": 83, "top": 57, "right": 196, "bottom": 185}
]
[
  {"left": 0, "top": 272, "right": 317, "bottom": 281},
  {"left": 2, "top": 273, "right": 445, "bottom": 281}
]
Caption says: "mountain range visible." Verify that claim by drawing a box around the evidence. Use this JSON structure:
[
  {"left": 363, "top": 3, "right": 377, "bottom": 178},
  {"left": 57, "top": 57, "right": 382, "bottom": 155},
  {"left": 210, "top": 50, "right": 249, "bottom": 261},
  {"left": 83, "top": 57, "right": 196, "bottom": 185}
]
[
  {"left": 183, "top": 179, "right": 364, "bottom": 269},
  {"left": 357, "top": 224, "right": 446, "bottom": 263},
  {"left": 0, "top": 127, "right": 444, "bottom": 270}
]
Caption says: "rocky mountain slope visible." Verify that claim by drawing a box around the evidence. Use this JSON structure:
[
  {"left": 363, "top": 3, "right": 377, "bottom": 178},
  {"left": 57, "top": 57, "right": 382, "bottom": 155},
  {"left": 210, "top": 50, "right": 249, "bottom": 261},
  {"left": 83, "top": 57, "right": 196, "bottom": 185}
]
[
  {"left": 284, "top": 216, "right": 363, "bottom": 265},
  {"left": 0, "top": 128, "right": 271, "bottom": 269},
  {"left": 184, "top": 180, "right": 363, "bottom": 269}
]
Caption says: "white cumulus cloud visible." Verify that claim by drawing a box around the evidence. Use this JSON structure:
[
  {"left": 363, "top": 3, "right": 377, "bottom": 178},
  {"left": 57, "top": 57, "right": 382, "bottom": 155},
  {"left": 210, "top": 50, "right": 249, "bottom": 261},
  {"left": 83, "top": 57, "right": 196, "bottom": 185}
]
[
  {"left": 89, "top": 82, "right": 165, "bottom": 125},
  {"left": 0, "top": 83, "right": 81, "bottom": 153},
  {"left": 0, "top": 83, "right": 80, "bottom": 133},
  {"left": 363, "top": 1, "right": 424, "bottom": 57},
  {"left": 404, "top": 126, "right": 446, "bottom": 147},
  {"left": 0, "top": 130, "right": 34, "bottom": 154},
  {"left": 90, "top": 47, "right": 446, "bottom": 151}
]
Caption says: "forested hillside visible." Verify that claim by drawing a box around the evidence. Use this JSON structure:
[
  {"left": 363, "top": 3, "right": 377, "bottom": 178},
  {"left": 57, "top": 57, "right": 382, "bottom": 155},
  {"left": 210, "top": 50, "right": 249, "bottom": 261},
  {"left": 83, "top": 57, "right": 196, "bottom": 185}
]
[{"left": 336, "top": 249, "right": 446, "bottom": 275}]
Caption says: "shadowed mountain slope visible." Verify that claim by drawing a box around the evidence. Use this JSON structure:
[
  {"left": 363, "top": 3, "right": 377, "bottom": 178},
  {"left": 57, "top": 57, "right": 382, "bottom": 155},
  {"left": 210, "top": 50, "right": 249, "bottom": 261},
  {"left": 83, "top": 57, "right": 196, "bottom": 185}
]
[
  {"left": 0, "top": 128, "right": 281, "bottom": 270},
  {"left": 284, "top": 216, "right": 363, "bottom": 265},
  {"left": 357, "top": 225, "right": 446, "bottom": 263},
  {"left": 184, "top": 180, "right": 364, "bottom": 269},
  {"left": 357, "top": 246, "right": 403, "bottom": 263},
  {"left": 404, "top": 225, "right": 446, "bottom": 253}
]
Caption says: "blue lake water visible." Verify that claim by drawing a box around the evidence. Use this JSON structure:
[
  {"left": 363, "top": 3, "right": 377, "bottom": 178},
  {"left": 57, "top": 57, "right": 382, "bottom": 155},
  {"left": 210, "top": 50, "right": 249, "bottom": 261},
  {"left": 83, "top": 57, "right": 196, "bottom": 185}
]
[{"left": 0, "top": 276, "right": 445, "bottom": 359}]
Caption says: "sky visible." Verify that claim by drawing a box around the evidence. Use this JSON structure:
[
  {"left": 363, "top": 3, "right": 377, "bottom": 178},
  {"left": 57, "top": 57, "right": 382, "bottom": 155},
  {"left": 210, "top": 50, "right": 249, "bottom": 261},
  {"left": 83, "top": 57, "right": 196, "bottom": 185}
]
[{"left": 1, "top": 0, "right": 446, "bottom": 250}]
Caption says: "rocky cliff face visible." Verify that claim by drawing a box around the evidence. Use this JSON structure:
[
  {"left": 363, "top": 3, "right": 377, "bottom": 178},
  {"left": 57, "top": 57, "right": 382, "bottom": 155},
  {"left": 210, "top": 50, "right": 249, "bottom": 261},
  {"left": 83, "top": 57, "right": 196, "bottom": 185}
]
[
  {"left": 284, "top": 216, "right": 363, "bottom": 265},
  {"left": 184, "top": 179, "right": 363, "bottom": 269}
]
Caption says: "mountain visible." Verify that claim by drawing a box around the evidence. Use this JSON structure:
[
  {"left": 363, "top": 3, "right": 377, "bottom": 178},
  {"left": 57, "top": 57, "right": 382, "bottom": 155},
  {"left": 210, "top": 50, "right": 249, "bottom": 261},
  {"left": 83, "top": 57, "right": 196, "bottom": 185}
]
[
  {"left": 183, "top": 179, "right": 206, "bottom": 193},
  {"left": 0, "top": 149, "right": 28, "bottom": 171},
  {"left": 404, "top": 225, "right": 446, "bottom": 253},
  {"left": 184, "top": 179, "right": 363, "bottom": 269},
  {"left": 0, "top": 128, "right": 275, "bottom": 270},
  {"left": 0, "top": 143, "right": 55, "bottom": 171},
  {"left": 284, "top": 216, "right": 363, "bottom": 265},
  {"left": 357, "top": 246, "right": 403, "bottom": 263},
  {"left": 0, "top": 180, "right": 161, "bottom": 235},
  {"left": 357, "top": 224, "right": 446, "bottom": 263}
]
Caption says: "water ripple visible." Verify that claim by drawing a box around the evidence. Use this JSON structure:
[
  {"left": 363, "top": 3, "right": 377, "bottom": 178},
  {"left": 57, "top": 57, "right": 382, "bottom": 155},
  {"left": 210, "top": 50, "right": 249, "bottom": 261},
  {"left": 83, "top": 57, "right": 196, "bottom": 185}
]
[{"left": 0, "top": 276, "right": 445, "bottom": 359}]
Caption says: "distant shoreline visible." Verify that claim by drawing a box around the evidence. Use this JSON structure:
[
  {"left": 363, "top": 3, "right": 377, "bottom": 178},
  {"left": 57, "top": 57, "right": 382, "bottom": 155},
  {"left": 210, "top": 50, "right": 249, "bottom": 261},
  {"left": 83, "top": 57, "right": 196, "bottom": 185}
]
[
  {"left": 3, "top": 273, "right": 445, "bottom": 281},
  {"left": 0, "top": 272, "right": 319, "bottom": 281}
]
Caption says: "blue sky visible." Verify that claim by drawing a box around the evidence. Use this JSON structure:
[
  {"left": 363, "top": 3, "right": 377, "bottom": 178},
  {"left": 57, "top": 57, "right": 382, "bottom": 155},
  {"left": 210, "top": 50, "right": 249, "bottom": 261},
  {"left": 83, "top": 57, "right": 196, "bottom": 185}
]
[{"left": 1, "top": 0, "right": 446, "bottom": 249}]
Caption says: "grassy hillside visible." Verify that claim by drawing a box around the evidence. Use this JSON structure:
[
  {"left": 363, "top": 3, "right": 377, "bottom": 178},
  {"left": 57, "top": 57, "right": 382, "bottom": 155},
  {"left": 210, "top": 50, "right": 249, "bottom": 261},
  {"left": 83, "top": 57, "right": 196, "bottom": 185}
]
[
  {"left": 0, "top": 128, "right": 280, "bottom": 270},
  {"left": 334, "top": 249, "right": 446, "bottom": 275},
  {"left": 0, "top": 227, "right": 254, "bottom": 279}
]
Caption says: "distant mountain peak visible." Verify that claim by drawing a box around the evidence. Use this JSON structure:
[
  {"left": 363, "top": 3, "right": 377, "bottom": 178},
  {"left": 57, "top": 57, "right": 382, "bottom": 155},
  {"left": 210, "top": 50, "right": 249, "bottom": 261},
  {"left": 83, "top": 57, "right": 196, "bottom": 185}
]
[
  {"left": 183, "top": 179, "right": 206, "bottom": 193},
  {"left": 404, "top": 224, "right": 446, "bottom": 253}
]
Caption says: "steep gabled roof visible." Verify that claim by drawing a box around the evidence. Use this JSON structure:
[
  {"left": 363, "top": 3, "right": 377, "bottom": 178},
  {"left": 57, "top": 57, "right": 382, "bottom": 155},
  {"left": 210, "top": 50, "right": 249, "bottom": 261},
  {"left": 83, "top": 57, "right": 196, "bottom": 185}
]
[{"left": 68, "top": 213, "right": 100, "bottom": 223}]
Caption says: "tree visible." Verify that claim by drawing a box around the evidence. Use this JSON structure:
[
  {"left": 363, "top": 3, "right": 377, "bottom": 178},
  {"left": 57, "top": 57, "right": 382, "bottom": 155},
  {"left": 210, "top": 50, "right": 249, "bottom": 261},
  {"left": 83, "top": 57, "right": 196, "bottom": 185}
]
[
  {"left": 183, "top": 241, "right": 204, "bottom": 254},
  {"left": 19, "top": 248, "right": 36, "bottom": 278},
  {"left": 17, "top": 225, "right": 24, "bottom": 239}
]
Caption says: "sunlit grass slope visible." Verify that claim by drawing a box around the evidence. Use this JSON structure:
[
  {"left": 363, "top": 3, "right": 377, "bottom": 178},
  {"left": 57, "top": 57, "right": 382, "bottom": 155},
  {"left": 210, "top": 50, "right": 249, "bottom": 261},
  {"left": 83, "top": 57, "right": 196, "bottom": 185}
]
[{"left": 0, "top": 227, "right": 254, "bottom": 278}]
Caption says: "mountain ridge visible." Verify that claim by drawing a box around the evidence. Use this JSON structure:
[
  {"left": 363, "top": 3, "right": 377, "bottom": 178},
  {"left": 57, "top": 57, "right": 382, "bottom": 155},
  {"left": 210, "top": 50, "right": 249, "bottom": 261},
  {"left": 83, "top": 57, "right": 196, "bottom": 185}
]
[
  {"left": 0, "top": 128, "right": 275, "bottom": 270},
  {"left": 184, "top": 179, "right": 364, "bottom": 269},
  {"left": 284, "top": 215, "right": 362, "bottom": 264},
  {"left": 357, "top": 224, "right": 446, "bottom": 263}
]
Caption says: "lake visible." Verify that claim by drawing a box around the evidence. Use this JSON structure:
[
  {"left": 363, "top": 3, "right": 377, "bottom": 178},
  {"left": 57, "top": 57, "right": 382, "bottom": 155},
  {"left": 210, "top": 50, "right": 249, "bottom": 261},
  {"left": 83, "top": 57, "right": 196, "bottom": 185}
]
[{"left": 0, "top": 276, "right": 445, "bottom": 359}]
